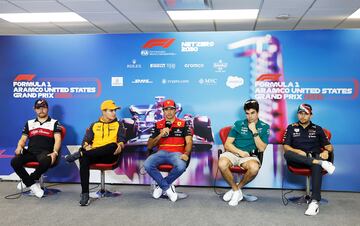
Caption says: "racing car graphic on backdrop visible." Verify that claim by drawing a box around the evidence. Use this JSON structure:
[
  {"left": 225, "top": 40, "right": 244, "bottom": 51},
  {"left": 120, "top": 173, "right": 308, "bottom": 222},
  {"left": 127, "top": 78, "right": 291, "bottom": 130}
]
[{"left": 122, "top": 96, "right": 214, "bottom": 150}]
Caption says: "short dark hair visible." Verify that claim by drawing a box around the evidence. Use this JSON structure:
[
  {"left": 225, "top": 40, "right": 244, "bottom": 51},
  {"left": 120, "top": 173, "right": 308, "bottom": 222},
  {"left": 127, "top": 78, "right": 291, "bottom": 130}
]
[{"left": 244, "top": 99, "right": 259, "bottom": 112}]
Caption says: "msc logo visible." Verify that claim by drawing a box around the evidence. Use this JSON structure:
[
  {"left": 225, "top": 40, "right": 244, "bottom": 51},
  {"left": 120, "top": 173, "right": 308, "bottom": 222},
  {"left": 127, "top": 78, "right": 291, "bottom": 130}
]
[
  {"left": 143, "top": 38, "right": 175, "bottom": 48},
  {"left": 199, "top": 78, "right": 217, "bottom": 85}
]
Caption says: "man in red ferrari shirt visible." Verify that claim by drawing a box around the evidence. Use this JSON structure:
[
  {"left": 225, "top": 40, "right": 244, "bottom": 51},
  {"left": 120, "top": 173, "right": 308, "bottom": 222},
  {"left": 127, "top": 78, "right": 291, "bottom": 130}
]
[{"left": 144, "top": 99, "right": 193, "bottom": 202}]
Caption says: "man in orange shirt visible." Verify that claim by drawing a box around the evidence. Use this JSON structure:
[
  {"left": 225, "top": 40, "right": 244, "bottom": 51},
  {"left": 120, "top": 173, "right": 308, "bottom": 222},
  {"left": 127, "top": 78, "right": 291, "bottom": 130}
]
[{"left": 65, "top": 100, "right": 126, "bottom": 206}]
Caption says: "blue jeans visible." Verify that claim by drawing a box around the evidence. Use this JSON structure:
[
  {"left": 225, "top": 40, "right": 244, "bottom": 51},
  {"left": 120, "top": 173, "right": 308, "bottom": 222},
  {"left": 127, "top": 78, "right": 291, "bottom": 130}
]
[{"left": 144, "top": 150, "right": 187, "bottom": 191}]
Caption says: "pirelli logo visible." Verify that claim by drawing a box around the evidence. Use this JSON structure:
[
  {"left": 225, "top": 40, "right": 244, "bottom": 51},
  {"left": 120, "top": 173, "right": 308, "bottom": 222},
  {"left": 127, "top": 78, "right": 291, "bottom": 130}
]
[{"left": 143, "top": 38, "right": 175, "bottom": 48}]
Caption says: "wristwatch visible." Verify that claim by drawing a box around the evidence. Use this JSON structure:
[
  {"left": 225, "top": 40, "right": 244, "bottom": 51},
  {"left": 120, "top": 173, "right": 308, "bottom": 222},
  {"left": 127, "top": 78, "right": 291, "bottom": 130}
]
[{"left": 253, "top": 133, "right": 259, "bottom": 137}]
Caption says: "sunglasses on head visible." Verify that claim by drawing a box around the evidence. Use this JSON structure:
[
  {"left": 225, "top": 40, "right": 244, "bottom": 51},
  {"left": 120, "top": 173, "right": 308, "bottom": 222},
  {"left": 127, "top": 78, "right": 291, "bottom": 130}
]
[{"left": 245, "top": 100, "right": 257, "bottom": 104}]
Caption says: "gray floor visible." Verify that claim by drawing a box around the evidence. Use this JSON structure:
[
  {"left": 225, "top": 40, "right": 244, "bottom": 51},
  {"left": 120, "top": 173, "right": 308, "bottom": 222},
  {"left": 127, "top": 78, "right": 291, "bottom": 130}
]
[{"left": 0, "top": 181, "right": 359, "bottom": 226}]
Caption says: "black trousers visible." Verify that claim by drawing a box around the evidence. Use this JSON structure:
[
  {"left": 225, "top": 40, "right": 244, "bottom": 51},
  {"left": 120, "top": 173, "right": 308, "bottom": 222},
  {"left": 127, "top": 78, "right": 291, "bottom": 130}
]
[
  {"left": 284, "top": 150, "right": 323, "bottom": 201},
  {"left": 80, "top": 143, "right": 119, "bottom": 194},
  {"left": 11, "top": 150, "right": 52, "bottom": 187}
]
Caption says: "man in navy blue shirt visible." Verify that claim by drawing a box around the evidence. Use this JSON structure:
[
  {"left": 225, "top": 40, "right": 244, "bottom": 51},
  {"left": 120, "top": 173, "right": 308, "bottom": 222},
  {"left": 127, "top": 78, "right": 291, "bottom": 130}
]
[{"left": 283, "top": 103, "right": 335, "bottom": 216}]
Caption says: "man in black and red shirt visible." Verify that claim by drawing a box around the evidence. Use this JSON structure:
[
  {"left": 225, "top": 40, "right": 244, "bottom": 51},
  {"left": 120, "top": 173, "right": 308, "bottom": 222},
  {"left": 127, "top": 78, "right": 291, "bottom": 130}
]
[
  {"left": 144, "top": 99, "right": 193, "bottom": 202},
  {"left": 11, "top": 99, "right": 62, "bottom": 198},
  {"left": 283, "top": 103, "right": 335, "bottom": 216}
]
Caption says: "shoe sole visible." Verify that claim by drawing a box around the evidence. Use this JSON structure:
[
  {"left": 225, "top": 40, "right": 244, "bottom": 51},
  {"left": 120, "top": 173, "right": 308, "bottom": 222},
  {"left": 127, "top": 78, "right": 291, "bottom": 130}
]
[
  {"left": 228, "top": 195, "right": 243, "bottom": 206},
  {"left": 305, "top": 210, "right": 319, "bottom": 216},
  {"left": 305, "top": 205, "right": 319, "bottom": 216},
  {"left": 152, "top": 195, "right": 162, "bottom": 199},
  {"left": 167, "top": 192, "right": 178, "bottom": 202},
  {"left": 30, "top": 187, "right": 44, "bottom": 198},
  {"left": 79, "top": 200, "right": 90, "bottom": 206}
]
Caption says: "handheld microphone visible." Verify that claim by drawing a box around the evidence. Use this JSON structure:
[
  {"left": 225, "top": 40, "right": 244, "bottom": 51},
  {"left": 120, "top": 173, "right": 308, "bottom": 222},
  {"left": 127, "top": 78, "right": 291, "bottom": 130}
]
[
  {"left": 165, "top": 121, "right": 172, "bottom": 128},
  {"left": 163, "top": 121, "right": 172, "bottom": 137}
]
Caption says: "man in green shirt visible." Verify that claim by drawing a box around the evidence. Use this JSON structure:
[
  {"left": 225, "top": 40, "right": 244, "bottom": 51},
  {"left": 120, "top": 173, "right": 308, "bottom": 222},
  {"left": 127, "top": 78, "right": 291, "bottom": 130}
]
[{"left": 218, "top": 99, "right": 270, "bottom": 206}]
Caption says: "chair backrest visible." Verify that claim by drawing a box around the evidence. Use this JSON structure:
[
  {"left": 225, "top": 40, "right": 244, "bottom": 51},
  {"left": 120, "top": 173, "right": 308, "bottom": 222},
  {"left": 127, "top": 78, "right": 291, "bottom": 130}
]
[
  {"left": 323, "top": 128, "right": 331, "bottom": 140},
  {"left": 54, "top": 125, "right": 66, "bottom": 166},
  {"left": 219, "top": 126, "right": 232, "bottom": 145},
  {"left": 287, "top": 127, "right": 334, "bottom": 174},
  {"left": 60, "top": 125, "right": 66, "bottom": 140},
  {"left": 322, "top": 128, "right": 334, "bottom": 163}
]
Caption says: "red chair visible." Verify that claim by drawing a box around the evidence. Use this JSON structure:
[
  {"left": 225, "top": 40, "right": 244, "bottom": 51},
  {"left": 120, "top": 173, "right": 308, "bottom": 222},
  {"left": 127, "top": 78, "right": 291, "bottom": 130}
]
[
  {"left": 89, "top": 159, "right": 121, "bottom": 198},
  {"left": 23, "top": 125, "right": 66, "bottom": 196},
  {"left": 218, "top": 126, "right": 263, "bottom": 202},
  {"left": 147, "top": 150, "right": 189, "bottom": 199},
  {"left": 287, "top": 128, "right": 333, "bottom": 204}
]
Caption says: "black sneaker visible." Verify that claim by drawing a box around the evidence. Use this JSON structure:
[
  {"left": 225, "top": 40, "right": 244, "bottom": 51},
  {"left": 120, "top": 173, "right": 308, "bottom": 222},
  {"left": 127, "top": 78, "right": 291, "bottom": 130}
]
[
  {"left": 79, "top": 193, "right": 90, "bottom": 206},
  {"left": 65, "top": 148, "right": 83, "bottom": 162}
]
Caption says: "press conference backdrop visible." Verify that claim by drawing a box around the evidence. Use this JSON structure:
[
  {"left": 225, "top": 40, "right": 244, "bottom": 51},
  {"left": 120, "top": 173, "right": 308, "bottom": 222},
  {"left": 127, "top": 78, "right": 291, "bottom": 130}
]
[{"left": 0, "top": 30, "right": 359, "bottom": 191}]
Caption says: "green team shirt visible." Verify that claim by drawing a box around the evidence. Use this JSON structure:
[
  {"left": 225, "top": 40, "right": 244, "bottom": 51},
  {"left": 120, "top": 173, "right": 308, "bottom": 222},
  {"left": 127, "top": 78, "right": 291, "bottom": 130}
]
[{"left": 228, "top": 119, "right": 270, "bottom": 153}]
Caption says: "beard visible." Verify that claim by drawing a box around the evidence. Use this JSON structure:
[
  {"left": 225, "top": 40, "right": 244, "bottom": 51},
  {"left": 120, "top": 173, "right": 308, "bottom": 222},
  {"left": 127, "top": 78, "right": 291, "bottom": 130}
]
[
  {"left": 299, "top": 120, "right": 309, "bottom": 125},
  {"left": 37, "top": 113, "right": 47, "bottom": 119}
]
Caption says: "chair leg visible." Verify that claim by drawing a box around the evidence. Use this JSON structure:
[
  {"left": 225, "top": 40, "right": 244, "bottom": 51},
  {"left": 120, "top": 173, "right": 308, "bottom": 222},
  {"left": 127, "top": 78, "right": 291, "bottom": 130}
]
[
  {"left": 100, "top": 170, "right": 106, "bottom": 193},
  {"left": 90, "top": 170, "right": 121, "bottom": 198},
  {"left": 39, "top": 175, "right": 44, "bottom": 188},
  {"left": 288, "top": 176, "right": 328, "bottom": 204},
  {"left": 288, "top": 176, "right": 312, "bottom": 204},
  {"left": 41, "top": 174, "right": 61, "bottom": 196}
]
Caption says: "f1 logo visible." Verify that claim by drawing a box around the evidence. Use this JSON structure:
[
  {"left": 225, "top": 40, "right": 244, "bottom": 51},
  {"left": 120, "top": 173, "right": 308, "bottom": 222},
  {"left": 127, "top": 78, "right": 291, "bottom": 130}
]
[
  {"left": 14, "top": 74, "right": 36, "bottom": 81},
  {"left": 143, "top": 38, "right": 175, "bottom": 48}
]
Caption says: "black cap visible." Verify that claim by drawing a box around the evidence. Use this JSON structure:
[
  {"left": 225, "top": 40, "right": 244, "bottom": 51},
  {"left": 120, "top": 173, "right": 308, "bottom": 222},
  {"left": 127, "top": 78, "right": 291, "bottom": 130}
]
[{"left": 34, "top": 98, "right": 48, "bottom": 109}]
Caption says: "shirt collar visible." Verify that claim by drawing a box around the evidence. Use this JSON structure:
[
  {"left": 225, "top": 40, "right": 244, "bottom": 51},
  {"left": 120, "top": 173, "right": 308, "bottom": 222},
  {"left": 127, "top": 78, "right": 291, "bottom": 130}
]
[
  {"left": 35, "top": 116, "right": 51, "bottom": 124},
  {"left": 245, "top": 119, "right": 260, "bottom": 126},
  {"left": 297, "top": 121, "right": 313, "bottom": 130},
  {"left": 99, "top": 117, "right": 118, "bottom": 123}
]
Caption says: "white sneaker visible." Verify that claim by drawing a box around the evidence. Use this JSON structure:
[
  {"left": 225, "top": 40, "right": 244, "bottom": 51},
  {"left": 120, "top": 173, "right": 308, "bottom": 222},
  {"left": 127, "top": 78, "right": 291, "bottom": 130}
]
[
  {"left": 228, "top": 189, "right": 243, "bottom": 206},
  {"left": 166, "top": 185, "right": 178, "bottom": 202},
  {"left": 223, "top": 189, "right": 234, "bottom": 202},
  {"left": 305, "top": 200, "right": 319, "bottom": 216},
  {"left": 30, "top": 183, "right": 44, "bottom": 198},
  {"left": 152, "top": 186, "right": 163, "bottom": 199},
  {"left": 17, "top": 181, "right": 27, "bottom": 190},
  {"left": 321, "top": 161, "right": 335, "bottom": 175}
]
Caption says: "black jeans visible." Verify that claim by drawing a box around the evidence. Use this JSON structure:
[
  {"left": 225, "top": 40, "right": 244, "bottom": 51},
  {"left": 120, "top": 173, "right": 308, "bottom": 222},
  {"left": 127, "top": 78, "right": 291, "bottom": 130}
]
[
  {"left": 284, "top": 150, "right": 323, "bottom": 201},
  {"left": 79, "top": 143, "right": 119, "bottom": 194},
  {"left": 11, "top": 150, "right": 52, "bottom": 187}
]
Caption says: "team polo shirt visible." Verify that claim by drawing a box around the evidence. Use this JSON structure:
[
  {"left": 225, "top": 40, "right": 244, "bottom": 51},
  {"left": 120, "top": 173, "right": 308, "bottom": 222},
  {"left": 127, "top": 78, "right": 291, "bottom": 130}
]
[
  {"left": 22, "top": 116, "right": 61, "bottom": 154},
  {"left": 150, "top": 118, "right": 193, "bottom": 153},
  {"left": 228, "top": 119, "right": 270, "bottom": 153},
  {"left": 83, "top": 117, "right": 126, "bottom": 148},
  {"left": 283, "top": 121, "right": 330, "bottom": 153}
]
